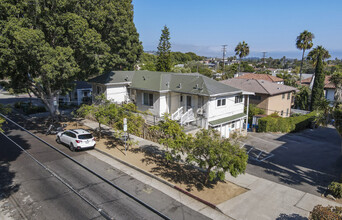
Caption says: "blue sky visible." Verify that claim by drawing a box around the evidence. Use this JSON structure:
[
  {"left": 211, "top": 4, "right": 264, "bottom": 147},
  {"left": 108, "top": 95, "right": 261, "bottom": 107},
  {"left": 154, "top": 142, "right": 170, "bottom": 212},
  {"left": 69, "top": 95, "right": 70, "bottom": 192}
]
[{"left": 132, "top": 0, "right": 342, "bottom": 59}]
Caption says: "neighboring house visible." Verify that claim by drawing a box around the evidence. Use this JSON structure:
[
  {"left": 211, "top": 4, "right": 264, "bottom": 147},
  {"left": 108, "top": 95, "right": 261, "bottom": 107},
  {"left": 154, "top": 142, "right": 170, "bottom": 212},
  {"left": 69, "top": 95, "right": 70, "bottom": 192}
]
[
  {"left": 235, "top": 73, "right": 284, "bottom": 84},
  {"left": 298, "top": 75, "right": 336, "bottom": 103},
  {"left": 221, "top": 78, "right": 298, "bottom": 117},
  {"left": 59, "top": 81, "right": 92, "bottom": 106},
  {"left": 88, "top": 70, "right": 254, "bottom": 138}
]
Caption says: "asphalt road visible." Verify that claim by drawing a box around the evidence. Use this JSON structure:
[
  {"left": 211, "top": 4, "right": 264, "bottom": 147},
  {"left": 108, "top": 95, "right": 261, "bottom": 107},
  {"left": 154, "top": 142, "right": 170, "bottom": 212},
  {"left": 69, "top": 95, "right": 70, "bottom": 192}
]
[
  {"left": 0, "top": 113, "right": 210, "bottom": 220},
  {"left": 243, "top": 127, "right": 342, "bottom": 196}
]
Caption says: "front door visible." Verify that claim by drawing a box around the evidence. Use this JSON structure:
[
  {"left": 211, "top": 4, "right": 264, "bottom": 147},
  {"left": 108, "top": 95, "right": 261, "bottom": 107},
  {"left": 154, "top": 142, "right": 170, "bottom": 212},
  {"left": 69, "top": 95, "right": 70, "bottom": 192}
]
[{"left": 186, "top": 96, "right": 192, "bottom": 110}]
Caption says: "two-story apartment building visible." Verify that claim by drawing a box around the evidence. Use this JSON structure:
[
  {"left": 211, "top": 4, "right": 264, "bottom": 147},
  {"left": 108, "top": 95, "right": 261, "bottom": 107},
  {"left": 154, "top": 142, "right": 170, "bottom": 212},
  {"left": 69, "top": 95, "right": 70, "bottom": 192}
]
[
  {"left": 88, "top": 71, "right": 254, "bottom": 138},
  {"left": 221, "top": 78, "right": 298, "bottom": 117}
]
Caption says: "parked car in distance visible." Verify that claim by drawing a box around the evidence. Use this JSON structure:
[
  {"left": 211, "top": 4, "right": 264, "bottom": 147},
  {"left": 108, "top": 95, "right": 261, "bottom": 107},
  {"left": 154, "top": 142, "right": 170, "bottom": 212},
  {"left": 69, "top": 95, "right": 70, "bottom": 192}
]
[{"left": 56, "top": 129, "right": 96, "bottom": 151}]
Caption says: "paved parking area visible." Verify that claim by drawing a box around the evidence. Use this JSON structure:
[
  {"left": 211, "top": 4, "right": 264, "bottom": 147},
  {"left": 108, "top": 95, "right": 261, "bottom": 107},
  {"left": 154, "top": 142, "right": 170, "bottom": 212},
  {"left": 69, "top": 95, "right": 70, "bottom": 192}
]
[{"left": 243, "top": 126, "right": 342, "bottom": 196}]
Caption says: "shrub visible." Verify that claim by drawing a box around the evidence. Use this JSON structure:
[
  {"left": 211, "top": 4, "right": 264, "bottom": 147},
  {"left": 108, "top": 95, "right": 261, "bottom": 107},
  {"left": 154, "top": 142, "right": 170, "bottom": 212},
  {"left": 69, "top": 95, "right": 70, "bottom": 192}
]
[
  {"left": 328, "top": 182, "right": 342, "bottom": 198},
  {"left": 14, "top": 102, "right": 47, "bottom": 114},
  {"left": 309, "top": 205, "right": 342, "bottom": 220},
  {"left": 257, "top": 111, "right": 316, "bottom": 133}
]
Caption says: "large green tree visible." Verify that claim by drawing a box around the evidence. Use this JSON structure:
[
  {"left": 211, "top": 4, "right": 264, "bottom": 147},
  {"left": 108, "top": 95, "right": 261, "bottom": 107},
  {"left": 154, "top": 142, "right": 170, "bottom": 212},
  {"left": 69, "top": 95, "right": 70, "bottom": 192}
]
[
  {"left": 311, "top": 52, "right": 325, "bottom": 110},
  {"left": 0, "top": 0, "right": 142, "bottom": 118},
  {"left": 296, "top": 30, "right": 315, "bottom": 83},
  {"left": 186, "top": 129, "right": 248, "bottom": 184},
  {"left": 235, "top": 41, "right": 250, "bottom": 73},
  {"left": 156, "top": 26, "right": 172, "bottom": 72}
]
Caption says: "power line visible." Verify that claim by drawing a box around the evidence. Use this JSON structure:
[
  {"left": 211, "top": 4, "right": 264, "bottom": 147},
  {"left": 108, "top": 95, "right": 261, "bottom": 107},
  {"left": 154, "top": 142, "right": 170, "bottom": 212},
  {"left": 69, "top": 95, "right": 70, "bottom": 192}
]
[
  {"left": 222, "top": 45, "right": 227, "bottom": 73},
  {"left": 262, "top": 52, "right": 267, "bottom": 69}
]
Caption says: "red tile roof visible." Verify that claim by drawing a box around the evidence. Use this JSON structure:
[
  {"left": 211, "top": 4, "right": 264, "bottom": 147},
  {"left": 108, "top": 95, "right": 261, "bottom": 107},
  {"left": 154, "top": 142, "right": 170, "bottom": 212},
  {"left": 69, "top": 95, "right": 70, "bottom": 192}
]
[
  {"left": 236, "top": 73, "right": 284, "bottom": 83},
  {"left": 297, "top": 76, "right": 336, "bottom": 89},
  {"left": 325, "top": 76, "right": 336, "bottom": 89}
]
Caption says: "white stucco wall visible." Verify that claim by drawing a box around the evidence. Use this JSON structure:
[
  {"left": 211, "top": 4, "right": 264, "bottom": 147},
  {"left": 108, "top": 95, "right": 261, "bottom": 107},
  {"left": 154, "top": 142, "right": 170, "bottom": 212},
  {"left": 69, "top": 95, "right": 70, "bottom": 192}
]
[
  {"left": 135, "top": 90, "right": 161, "bottom": 116},
  {"left": 207, "top": 95, "right": 244, "bottom": 122},
  {"left": 159, "top": 93, "right": 169, "bottom": 116},
  {"left": 105, "top": 84, "right": 128, "bottom": 103}
]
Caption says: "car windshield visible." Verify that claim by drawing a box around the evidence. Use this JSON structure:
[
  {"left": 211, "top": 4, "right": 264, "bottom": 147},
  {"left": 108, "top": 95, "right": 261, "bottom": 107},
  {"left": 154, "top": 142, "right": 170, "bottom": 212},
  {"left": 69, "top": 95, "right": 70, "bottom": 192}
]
[{"left": 78, "top": 134, "right": 93, "bottom": 140}]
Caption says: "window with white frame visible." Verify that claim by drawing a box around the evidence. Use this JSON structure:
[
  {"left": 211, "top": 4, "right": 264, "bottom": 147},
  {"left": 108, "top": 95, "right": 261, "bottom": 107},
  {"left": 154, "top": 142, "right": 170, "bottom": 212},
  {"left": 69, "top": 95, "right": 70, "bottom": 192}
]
[
  {"left": 217, "top": 98, "right": 226, "bottom": 107},
  {"left": 235, "top": 95, "right": 243, "bottom": 103},
  {"left": 143, "top": 93, "right": 153, "bottom": 106}
]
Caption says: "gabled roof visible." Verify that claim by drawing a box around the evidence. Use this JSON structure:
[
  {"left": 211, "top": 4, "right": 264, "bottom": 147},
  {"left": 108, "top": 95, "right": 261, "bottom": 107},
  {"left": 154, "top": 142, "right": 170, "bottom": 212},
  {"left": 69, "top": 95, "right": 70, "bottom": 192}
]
[
  {"left": 89, "top": 71, "right": 242, "bottom": 97},
  {"left": 221, "top": 78, "right": 298, "bottom": 96},
  {"left": 236, "top": 73, "right": 283, "bottom": 83}
]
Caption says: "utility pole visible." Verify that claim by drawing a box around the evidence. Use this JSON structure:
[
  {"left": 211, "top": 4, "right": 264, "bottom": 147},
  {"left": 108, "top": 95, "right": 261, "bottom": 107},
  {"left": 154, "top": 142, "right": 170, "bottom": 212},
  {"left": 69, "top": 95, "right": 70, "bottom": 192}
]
[
  {"left": 222, "top": 45, "right": 227, "bottom": 73},
  {"left": 262, "top": 52, "right": 267, "bottom": 69}
]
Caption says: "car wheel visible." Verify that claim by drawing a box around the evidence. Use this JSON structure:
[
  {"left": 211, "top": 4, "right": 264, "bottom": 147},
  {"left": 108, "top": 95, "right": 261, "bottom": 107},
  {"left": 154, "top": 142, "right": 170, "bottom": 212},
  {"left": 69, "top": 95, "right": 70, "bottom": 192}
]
[
  {"left": 56, "top": 137, "right": 61, "bottom": 144},
  {"left": 69, "top": 143, "right": 75, "bottom": 152}
]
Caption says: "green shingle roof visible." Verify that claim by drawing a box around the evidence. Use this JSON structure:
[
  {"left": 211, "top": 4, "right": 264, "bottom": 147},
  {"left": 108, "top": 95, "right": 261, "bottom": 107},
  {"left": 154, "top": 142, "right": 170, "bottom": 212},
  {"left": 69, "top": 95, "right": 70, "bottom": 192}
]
[
  {"left": 209, "top": 113, "right": 246, "bottom": 126},
  {"left": 88, "top": 71, "right": 135, "bottom": 84},
  {"left": 88, "top": 71, "right": 242, "bottom": 96}
]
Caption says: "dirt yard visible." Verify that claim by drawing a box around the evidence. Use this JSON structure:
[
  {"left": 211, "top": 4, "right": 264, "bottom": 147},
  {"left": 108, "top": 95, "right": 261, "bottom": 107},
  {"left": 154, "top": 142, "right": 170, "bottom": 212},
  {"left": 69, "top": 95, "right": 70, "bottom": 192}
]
[{"left": 63, "top": 120, "right": 248, "bottom": 205}]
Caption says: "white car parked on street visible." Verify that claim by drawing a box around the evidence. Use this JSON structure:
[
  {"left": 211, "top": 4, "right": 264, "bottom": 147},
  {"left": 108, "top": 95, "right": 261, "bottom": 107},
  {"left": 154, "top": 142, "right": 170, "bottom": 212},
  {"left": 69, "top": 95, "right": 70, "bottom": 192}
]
[{"left": 56, "top": 129, "right": 96, "bottom": 151}]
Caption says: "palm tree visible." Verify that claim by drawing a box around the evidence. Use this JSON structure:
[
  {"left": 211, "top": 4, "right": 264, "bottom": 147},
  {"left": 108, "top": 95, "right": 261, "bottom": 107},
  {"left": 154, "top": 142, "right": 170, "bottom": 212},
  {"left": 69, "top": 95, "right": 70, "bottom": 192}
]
[
  {"left": 307, "top": 45, "right": 331, "bottom": 66},
  {"left": 296, "top": 30, "right": 315, "bottom": 83},
  {"left": 235, "top": 41, "right": 250, "bottom": 73}
]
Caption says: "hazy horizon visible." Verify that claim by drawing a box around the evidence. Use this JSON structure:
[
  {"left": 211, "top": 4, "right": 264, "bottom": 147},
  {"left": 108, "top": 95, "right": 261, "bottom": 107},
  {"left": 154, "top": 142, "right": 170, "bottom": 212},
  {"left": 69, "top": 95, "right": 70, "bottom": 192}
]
[{"left": 133, "top": 0, "right": 342, "bottom": 60}]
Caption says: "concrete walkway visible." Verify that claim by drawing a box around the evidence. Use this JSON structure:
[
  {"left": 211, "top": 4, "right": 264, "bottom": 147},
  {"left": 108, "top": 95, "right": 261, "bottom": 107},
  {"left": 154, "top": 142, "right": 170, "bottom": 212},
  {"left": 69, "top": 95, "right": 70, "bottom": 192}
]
[{"left": 81, "top": 119, "right": 342, "bottom": 220}]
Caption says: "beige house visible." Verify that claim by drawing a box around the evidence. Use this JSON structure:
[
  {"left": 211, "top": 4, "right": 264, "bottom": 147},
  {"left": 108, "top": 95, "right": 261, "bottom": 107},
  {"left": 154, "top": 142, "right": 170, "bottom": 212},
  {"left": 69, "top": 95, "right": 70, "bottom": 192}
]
[{"left": 221, "top": 78, "right": 298, "bottom": 117}]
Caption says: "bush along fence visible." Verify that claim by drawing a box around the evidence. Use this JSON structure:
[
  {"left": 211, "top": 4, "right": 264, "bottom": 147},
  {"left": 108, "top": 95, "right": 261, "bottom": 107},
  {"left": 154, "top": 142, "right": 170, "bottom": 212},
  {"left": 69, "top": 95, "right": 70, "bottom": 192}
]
[{"left": 257, "top": 111, "right": 317, "bottom": 133}]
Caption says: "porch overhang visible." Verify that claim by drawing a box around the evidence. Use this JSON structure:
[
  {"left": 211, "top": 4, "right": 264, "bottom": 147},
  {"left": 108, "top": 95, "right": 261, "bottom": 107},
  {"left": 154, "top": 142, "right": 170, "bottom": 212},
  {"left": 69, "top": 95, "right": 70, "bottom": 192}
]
[{"left": 209, "top": 113, "right": 247, "bottom": 126}]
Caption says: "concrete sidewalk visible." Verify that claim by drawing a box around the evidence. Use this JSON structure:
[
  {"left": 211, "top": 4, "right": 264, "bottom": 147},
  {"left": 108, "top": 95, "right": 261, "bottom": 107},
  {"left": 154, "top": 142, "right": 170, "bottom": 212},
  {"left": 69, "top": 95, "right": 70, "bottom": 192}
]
[
  {"left": 221, "top": 173, "right": 341, "bottom": 219},
  {"left": 81, "top": 119, "right": 342, "bottom": 219}
]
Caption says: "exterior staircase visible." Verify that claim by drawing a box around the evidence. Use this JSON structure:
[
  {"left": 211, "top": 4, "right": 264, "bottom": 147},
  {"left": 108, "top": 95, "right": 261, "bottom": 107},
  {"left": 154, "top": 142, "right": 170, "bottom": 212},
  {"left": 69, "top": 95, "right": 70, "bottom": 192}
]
[{"left": 171, "top": 107, "right": 195, "bottom": 126}]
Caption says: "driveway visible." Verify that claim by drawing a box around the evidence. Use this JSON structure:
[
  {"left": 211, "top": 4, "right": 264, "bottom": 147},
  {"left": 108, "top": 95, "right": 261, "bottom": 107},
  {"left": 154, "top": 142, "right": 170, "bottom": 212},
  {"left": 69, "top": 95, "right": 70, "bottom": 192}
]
[{"left": 243, "top": 126, "right": 342, "bottom": 196}]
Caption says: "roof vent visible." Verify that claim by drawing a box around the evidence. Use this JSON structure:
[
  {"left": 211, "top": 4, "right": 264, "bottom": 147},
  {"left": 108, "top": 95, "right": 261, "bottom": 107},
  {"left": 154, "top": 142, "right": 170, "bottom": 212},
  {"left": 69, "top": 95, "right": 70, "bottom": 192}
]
[
  {"left": 277, "top": 87, "right": 280, "bottom": 90},
  {"left": 166, "top": 82, "right": 169, "bottom": 88},
  {"left": 143, "top": 76, "right": 146, "bottom": 80},
  {"left": 194, "top": 84, "right": 199, "bottom": 89},
  {"left": 177, "top": 83, "right": 182, "bottom": 89},
  {"left": 125, "top": 76, "right": 129, "bottom": 81}
]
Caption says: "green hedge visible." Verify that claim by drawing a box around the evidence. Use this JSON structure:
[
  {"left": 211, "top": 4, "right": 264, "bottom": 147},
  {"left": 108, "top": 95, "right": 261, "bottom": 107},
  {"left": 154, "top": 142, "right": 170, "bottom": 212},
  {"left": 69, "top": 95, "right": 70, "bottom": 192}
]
[
  {"left": 14, "top": 101, "right": 47, "bottom": 115},
  {"left": 257, "top": 111, "right": 316, "bottom": 133}
]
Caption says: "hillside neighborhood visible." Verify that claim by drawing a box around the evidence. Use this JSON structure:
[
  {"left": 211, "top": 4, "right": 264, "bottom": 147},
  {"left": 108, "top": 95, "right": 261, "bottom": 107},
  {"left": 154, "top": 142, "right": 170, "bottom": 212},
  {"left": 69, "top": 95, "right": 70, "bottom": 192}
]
[{"left": 0, "top": 1, "right": 342, "bottom": 220}]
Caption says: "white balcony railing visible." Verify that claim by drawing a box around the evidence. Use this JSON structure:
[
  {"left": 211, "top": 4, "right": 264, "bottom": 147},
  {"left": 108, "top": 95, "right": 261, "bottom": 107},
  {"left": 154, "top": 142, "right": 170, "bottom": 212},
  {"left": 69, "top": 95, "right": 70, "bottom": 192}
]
[
  {"left": 180, "top": 108, "right": 195, "bottom": 125},
  {"left": 171, "top": 106, "right": 183, "bottom": 120}
]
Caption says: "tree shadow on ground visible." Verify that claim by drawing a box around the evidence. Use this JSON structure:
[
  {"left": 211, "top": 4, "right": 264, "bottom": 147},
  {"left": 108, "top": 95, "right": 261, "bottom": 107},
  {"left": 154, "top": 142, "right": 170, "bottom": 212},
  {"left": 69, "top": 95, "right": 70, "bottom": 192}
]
[
  {"left": 246, "top": 127, "right": 342, "bottom": 195},
  {"left": 0, "top": 131, "right": 32, "bottom": 200},
  {"left": 130, "top": 145, "right": 218, "bottom": 192},
  {"left": 276, "top": 213, "right": 308, "bottom": 220}
]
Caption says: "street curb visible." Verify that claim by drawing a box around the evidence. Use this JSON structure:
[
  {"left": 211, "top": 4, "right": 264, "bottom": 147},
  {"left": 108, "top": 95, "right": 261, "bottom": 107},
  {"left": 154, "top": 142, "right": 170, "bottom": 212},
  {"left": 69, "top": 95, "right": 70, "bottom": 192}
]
[{"left": 93, "top": 148, "right": 221, "bottom": 213}]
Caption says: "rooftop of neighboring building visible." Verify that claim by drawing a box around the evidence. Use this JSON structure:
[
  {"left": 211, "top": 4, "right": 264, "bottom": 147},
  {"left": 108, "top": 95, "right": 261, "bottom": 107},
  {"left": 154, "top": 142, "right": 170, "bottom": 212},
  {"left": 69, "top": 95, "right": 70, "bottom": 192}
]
[
  {"left": 297, "top": 75, "right": 336, "bottom": 89},
  {"left": 221, "top": 78, "right": 298, "bottom": 96},
  {"left": 236, "top": 73, "right": 284, "bottom": 83}
]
